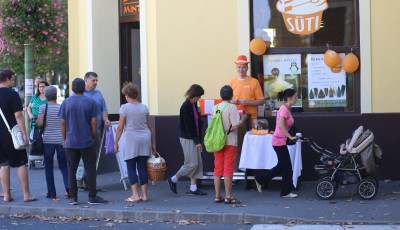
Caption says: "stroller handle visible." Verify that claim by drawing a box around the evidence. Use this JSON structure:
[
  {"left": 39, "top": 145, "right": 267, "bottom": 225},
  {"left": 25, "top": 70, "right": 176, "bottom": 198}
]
[{"left": 298, "top": 136, "right": 312, "bottom": 143}]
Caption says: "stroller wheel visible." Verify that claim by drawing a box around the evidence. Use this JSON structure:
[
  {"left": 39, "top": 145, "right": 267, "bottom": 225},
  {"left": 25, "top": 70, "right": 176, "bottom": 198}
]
[
  {"left": 320, "top": 175, "right": 339, "bottom": 190},
  {"left": 357, "top": 177, "right": 377, "bottom": 200},
  {"left": 315, "top": 178, "right": 336, "bottom": 200}
]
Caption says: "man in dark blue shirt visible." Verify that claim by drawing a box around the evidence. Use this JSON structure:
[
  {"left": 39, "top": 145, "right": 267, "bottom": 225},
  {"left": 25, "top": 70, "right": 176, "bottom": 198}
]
[{"left": 59, "top": 78, "right": 107, "bottom": 205}]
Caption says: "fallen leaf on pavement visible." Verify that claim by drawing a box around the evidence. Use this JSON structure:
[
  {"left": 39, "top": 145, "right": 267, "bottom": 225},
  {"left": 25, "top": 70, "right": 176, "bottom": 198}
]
[
  {"left": 143, "top": 207, "right": 152, "bottom": 210},
  {"left": 171, "top": 210, "right": 182, "bottom": 213},
  {"left": 178, "top": 220, "right": 190, "bottom": 226},
  {"left": 384, "top": 213, "right": 392, "bottom": 216},
  {"left": 243, "top": 221, "right": 252, "bottom": 225},
  {"left": 346, "top": 198, "right": 353, "bottom": 202},
  {"left": 358, "top": 215, "right": 364, "bottom": 219},
  {"left": 329, "top": 201, "right": 337, "bottom": 204}
]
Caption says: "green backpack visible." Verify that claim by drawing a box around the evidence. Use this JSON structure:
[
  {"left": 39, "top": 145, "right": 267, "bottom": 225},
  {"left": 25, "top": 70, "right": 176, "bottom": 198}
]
[{"left": 204, "top": 103, "right": 233, "bottom": 153}]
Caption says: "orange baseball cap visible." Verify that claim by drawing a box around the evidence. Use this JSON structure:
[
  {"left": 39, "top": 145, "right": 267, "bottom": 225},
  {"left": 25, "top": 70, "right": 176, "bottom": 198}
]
[{"left": 235, "top": 55, "right": 250, "bottom": 65}]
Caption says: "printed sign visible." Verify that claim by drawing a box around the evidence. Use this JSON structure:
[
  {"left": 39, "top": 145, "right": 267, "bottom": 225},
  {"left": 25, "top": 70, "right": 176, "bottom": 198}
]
[
  {"left": 111, "top": 122, "right": 128, "bottom": 179},
  {"left": 307, "top": 53, "right": 347, "bottom": 108},
  {"left": 120, "top": 0, "right": 139, "bottom": 17},
  {"left": 263, "top": 54, "right": 302, "bottom": 108},
  {"left": 25, "top": 79, "right": 34, "bottom": 96},
  {"left": 276, "top": 0, "right": 328, "bottom": 35}
]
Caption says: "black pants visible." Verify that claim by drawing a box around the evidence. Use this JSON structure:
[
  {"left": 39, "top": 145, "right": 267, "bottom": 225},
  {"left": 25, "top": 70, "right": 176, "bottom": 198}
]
[
  {"left": 255, "top": 145, "right": 294, "bottom": 196},
  {"left": 66, "top": 145, "right": 97, "bottom": 198}
]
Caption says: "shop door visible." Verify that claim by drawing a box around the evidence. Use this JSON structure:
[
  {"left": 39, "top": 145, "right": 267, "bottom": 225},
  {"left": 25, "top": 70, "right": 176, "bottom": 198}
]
[{"left": 120, "top": 22, "right": 141, "bottom": 104}]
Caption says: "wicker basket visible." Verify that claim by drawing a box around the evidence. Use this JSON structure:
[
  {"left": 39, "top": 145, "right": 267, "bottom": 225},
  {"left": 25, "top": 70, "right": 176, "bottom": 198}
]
[{"left": 147, "top": 152, "right": 167, "bottom": 181}]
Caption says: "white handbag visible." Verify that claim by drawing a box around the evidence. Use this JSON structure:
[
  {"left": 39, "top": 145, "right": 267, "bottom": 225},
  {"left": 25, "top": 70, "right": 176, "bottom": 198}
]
[{"left": 0, "top": 107, "right": 26, "bottom": 150}]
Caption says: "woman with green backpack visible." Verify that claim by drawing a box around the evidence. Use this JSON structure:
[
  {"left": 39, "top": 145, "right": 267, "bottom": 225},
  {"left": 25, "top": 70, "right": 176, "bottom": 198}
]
[{"left": 211, "top": 85, "right": 247, "bottom": 204}]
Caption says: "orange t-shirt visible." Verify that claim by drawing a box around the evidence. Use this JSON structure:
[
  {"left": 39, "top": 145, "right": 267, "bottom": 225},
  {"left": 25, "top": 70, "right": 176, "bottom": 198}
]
[{"left": 229, "top": 76, "right": 264, "bottom": 120}]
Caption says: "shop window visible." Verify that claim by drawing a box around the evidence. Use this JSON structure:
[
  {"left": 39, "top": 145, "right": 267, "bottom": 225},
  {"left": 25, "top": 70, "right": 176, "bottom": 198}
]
[{"left": 251, "top": 0, "right": 360, "bottom": 113}]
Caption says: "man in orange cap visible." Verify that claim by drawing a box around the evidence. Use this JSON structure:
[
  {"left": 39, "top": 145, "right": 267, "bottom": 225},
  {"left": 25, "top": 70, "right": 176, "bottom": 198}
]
[{"left": 229, "top": 55, "right": 264, "bottom": 121}]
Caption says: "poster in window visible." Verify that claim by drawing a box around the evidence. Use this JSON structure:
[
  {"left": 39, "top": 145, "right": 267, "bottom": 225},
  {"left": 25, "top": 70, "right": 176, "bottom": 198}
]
[
  {"left": 307, "top": 53, "right": 346, "bottom": 108},
  {"left": 263, "top": 54, "right": 302, "bottom": 108}
]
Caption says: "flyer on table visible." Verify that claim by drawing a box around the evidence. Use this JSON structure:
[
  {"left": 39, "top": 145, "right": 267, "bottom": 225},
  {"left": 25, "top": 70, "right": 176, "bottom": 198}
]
[
  {"left": 263, "top": 54, "right": 302, "bottom": 108},
  {"left": 307, "top": 53, "right": 346, "bottom": 108}
]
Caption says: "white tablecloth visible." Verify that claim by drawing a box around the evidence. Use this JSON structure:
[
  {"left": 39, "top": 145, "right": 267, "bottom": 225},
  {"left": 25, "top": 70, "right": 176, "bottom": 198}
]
[{"left": 238, "top": 132, "right": 302, "bottom": 187}]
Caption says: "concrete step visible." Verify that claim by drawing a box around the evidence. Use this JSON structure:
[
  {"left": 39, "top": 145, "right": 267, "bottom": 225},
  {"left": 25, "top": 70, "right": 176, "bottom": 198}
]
[{"left": 251, "top": 224, "right": 399, "bottom": 230}]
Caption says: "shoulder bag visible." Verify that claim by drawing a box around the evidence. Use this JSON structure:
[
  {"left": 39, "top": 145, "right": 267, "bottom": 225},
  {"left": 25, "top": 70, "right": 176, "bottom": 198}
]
[
  {"left": 30, "top": 104, "right": 48, "bottom": 155},
  {"left": 0, "top": 107, "right": 27, "bottom": 150}
]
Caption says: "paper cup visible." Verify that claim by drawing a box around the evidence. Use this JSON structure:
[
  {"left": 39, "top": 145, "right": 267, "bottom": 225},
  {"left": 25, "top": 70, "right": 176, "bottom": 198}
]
[{"left": 276, "top": 1, "right": 328, "bottom": 35}]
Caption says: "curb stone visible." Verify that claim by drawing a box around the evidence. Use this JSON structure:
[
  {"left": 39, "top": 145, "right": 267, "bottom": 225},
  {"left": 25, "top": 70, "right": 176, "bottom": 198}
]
[{"left": 1, "top": 205, "right": 400, "bottom": 225}]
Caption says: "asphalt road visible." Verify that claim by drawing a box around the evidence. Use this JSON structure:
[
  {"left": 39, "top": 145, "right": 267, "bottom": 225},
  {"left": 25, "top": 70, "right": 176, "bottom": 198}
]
[{"left": 0, "top": 215, "right": 252, "bottom": 230}]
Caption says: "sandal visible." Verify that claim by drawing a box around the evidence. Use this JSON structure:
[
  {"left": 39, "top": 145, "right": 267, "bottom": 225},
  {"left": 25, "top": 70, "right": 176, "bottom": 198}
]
[
  {"left": 214, "top": 197, "right": 224, "bottom": 203},
  {"left": 24, "top": 197, "right": 38, "bottom": 202},
  {"left": 125, "top": 197, "right": 140, "bottom": 203},
  {"left": 224, "top": 197, "right": 242, "bottom": 204},
  {"left": 4, "top": 197, "right": 14, "bottom": 202}
]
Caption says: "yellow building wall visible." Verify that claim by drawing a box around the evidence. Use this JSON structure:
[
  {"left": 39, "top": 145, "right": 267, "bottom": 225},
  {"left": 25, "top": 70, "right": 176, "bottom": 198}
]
[
  {"left": 68, "top": 0, "right": 88, "bottom": 87},
  {"left": 68, "top": 0, "right": 120, "bottom": 114},
  {"left": 92, "top": 0, "right": 120, "bottom": 114},
  {"left": 370, "top": 0, "right": 400, "bottom": 113},
  {"left": 147, "top": 0, "right": 240, "bottom": 115}
]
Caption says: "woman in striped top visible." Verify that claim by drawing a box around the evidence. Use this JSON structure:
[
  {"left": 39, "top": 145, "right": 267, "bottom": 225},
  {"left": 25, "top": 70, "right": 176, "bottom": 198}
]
[{"left": 36, "top": 86, "right": 69, "bottom": 199}]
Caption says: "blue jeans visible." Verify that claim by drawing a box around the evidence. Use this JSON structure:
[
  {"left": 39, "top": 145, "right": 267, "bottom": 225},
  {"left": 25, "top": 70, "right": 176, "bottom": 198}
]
[
  {"left": 126, "top": 156, "right": 149, "bottom": 186},
  {"left": 43, "top": 143, "right": 69, "bottom": 197}
]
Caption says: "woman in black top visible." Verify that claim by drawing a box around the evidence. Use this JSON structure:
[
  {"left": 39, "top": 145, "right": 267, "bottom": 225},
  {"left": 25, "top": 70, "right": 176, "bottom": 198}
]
[{"left": 167, "top": 84, "right": 207, "bottom": 195}]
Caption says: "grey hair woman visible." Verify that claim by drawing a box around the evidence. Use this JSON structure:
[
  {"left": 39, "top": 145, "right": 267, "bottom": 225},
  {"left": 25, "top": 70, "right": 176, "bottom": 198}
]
[{"left": 36, "top": 86, "right": 69, "bottom": 199}]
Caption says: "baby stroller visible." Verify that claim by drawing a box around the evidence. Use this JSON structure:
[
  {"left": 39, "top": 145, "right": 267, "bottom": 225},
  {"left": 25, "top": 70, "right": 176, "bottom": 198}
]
[{"left": 302, "top": 126, "right": 382, "bottom": 200}]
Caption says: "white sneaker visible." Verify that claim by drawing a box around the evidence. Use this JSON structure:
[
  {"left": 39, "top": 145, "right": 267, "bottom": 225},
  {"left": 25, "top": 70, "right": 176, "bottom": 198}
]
[
  {"left": 282, "top": 193, "right": 298, "bottom": 198},
  {"left": 255, "top": 180, "right": 262, "bottom": 193}
]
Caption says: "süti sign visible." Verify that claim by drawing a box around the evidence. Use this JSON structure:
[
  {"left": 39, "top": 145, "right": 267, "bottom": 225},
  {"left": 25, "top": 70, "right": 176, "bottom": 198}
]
[
  {"left": 276, "top": 0, "right": 328, "bottom": 35},
  {"left": 120, "top": 0, "right": 139, "bottom": 17}
]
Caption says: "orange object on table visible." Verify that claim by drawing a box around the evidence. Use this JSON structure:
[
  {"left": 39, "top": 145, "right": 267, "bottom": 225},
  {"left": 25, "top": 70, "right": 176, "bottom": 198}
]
[
  {"left": 199, "top": 99, "right": 222, "bottom": 115},
  {"left": 199, "top": 99, "right": 245, "bottom": 116}
]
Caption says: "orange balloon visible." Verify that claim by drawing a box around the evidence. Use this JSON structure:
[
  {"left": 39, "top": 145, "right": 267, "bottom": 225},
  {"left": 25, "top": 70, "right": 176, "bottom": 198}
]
[
  {"left": 342, "top": 53, "right": 359, "bottom": 73},
  {"left": 250, "top": 38, "right": 267, "bottom": 55},
  {"left": 324, "top": 50, "right": 340, "bottom": 68}
]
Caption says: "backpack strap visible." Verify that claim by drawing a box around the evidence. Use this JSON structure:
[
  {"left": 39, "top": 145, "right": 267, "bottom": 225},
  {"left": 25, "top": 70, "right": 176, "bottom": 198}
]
[{"left": 216, "top": 103, "right": 233, "bottom": 135}]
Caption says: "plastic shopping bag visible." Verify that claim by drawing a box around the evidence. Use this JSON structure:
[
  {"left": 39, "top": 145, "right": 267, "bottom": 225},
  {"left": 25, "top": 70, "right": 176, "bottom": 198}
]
[{"left": 105, "top": 127, "right": 116, "bottom": 155}]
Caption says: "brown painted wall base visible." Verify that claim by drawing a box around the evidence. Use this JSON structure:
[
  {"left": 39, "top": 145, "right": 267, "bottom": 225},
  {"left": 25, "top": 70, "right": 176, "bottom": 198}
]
[{"left": 150, "top": 113, "right": 400, "bottom": 181}]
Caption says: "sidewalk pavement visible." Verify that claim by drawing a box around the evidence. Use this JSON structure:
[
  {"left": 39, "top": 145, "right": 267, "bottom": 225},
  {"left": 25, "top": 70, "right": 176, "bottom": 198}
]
[
  {"left": 1, "top": 167, "right": 399, "bottom": 225},
  {"left": 251, "top": 225, "right": 400, "bottom": 230}
]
